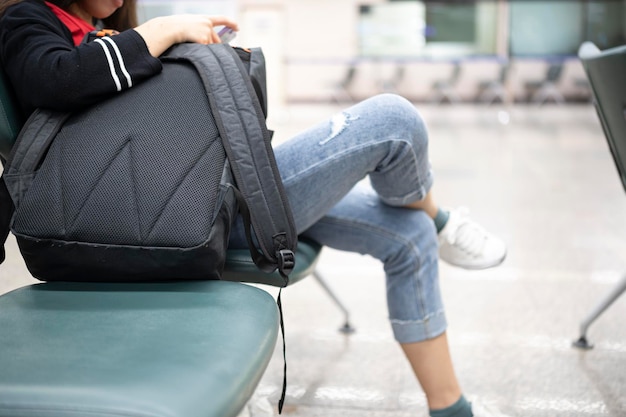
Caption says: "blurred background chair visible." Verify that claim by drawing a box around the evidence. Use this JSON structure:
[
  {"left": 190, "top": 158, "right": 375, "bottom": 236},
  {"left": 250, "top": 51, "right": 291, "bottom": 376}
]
[
  {"left": 524, "top": 62, "right": 565, "bottom": 105},
  {"left": 430, "top": 61, "right": 461, "bottom": 105},
  {"left": 573, "top": 76, "right": 593, "bottom": 103},
  {"left": 476, "top": 60, "right": 510, "bottom": 105},
  {"left": 331, "top": 63, "right": 358, "bottom": 104},
  {"left": 573, "top": 42, "right": 626, "bottom": 350},
  {"left": 380, "top": 64, "right": 405, "bottom": 95}
]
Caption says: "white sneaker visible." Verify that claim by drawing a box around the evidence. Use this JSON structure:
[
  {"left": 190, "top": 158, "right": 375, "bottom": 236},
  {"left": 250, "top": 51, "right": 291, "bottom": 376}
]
[
  {"left": 471, "top": 398, "right": 512, "bottom": 417},
  {"left": 438, "top": 207, "right": 507, "bottom": 270}
]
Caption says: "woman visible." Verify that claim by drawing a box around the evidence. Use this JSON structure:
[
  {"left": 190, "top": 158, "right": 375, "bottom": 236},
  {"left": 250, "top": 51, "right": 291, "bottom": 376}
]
[{"left": 0, "top": 1, "right": 510, "bottom": 417}]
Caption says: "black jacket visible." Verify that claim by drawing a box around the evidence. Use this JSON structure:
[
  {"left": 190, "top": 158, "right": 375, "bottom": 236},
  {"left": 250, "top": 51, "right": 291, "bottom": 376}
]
[{"left": 0, "top": 0, "right": 162, "bottom": 116}]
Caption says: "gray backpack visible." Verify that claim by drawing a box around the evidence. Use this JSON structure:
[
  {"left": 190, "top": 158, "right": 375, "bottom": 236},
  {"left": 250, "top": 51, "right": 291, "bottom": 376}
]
[{"left": 0, "top": 43, "right": 297, "bottom": 284}]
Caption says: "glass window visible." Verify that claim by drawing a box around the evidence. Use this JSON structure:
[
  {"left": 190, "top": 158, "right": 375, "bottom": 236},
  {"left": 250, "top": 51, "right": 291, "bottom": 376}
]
[
  {"left": 358, "top": 2, "right": 426, "bottom": 58},
  {"left": 423, "top": 0, "right": 498, "bottom": 57},
  {"left": 509, "top": 0, "right": 584, "bottom": 57},
  {"left": 358, "top": 1, "right": 498, "bottom": 58},
  {"left": 425, "top": 2, "right": 476, "bottom": 43}
]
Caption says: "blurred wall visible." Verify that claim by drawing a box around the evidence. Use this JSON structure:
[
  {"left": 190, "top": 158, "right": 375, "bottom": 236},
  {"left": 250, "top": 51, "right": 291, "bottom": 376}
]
[
  {"left": 236, "top": 0, "right": 591, "bottom": 104},
  {"left": 140, "top": 0, "right": 615, "bottom": 105}
]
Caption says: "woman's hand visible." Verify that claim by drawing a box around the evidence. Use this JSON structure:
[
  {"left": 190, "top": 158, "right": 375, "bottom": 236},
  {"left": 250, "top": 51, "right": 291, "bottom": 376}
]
[{"left": 134, "top": 15, "right": 239, "bottom": 57}]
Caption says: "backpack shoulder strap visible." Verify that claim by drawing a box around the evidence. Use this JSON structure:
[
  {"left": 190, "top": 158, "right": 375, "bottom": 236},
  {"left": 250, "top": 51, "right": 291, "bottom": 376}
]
[
  {"left": 162, "top": 44, "right": 297, "bottom": 282},
  {"left": 2, "top": 109, "right": 69, "bottom": 205},
  {"left": 1, "top": 109, "right": 68, "bottom": 265}
]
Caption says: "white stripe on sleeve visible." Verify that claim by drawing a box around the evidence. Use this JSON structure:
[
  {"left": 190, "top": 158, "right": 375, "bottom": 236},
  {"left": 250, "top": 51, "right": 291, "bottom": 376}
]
[
  {"left": 94, "top": 38, "right": 122, "bottom": 91},
  {"left": 101, "top": 36, "right": 133, "bottom": 88}
]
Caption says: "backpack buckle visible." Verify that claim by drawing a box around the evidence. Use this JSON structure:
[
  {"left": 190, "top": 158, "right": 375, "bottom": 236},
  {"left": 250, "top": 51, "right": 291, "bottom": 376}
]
[{"left": 277, "top": 249, "right": 295, "bottom": 276}]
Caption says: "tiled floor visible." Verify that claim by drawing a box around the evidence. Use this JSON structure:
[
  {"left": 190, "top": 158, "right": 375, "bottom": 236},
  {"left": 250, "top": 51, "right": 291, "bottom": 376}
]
[{"left": 2, "top": 102, "right": 625, "bottom": 417}]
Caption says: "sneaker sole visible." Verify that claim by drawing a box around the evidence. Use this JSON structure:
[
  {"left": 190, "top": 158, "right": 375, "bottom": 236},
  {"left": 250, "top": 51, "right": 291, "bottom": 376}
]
[{"left": 442, "top": 250, "right": 507, "bottom": 270}]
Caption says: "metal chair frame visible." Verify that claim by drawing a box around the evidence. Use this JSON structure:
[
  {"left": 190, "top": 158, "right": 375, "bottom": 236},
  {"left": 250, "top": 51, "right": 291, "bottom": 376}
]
[{"left": 573, "top": 42, "right": 626, "bottom": 349}]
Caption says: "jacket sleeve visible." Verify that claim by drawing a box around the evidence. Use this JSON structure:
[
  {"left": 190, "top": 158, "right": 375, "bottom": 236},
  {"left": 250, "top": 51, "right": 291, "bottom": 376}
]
[{"left": 0, "top": 2, "right": 163, "bottom": 114}]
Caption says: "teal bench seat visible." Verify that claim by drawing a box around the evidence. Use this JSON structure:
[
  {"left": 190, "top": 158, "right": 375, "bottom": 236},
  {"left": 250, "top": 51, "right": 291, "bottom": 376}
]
[
  {"left": 0, "top": 61, "right": 352, "bottom": 417},
  {"left": 0, "top": 280, "right": 278, "bottom": 417}
]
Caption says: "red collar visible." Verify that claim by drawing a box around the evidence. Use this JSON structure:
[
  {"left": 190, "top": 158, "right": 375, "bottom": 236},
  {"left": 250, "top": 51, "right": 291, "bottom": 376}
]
[{"left": 45, "top": 1, "right": 95, "bottom": 46}]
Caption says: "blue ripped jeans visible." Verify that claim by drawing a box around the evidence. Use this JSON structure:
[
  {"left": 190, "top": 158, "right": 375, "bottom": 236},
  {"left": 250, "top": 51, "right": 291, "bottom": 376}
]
[{"left": 229, "top": 94, "right": 446, "bottom": 344}]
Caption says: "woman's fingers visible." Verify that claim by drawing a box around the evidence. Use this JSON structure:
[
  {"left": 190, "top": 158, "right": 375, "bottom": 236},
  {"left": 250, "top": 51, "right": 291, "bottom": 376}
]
[
  {"left": 209, "top": 16, "right": 239, "bottom": 32},
  {"left": 210, "top": 30, "right": 221, "bottom": 44},
  {"left": 135, "top": 14, "right": 239, "bottom": 56},
  {"left": 209, "top": 16, "right": 238, "bottom": 44},
  {"left": 191, "top": 15, "right": 238, "bottom": 44}
]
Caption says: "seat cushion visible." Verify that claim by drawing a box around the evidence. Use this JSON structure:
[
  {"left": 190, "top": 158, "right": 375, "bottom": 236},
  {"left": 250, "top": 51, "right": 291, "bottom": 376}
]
[
  {"left": 0, "top": 280, "right": 278, "bottom": 417},
  {"left": 222, "top": 238, "right": 322, "bottom": 287}
]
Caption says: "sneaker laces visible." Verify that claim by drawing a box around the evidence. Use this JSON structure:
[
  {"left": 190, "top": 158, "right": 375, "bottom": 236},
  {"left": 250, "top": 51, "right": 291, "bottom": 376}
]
[{"left": 442, "top": 208, "right": 489, "bottom": 257}]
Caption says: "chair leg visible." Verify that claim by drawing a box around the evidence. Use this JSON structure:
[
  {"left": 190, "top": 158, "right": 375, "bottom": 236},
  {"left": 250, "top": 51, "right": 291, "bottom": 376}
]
[
  {"left": 430, "top": 90, "right": 444, "bottom": 105},
  {"left": 331, "top": 89, "right": 354, "bottom": 105},
  {"left": 479, "top": 85, "right": 506, "bottom": 106},
  {"left": 312, "top": 269, "right": 356, "bottom": 334},
  {"left": 533, "top": 83, "right": 564, "bottom": 106},
  {"left": 573, "top": 273, "right": 626, "bottom": 349},
  {"left": 445, "top": 88, "right": 461, "bottom": 104}
]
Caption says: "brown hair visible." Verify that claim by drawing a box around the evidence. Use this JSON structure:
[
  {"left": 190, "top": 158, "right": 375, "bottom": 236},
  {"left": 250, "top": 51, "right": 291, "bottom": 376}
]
[
  {"left": 0, "top": 0, "right": 138, "bottom": 30},
  {"left": 0, "top": 0, "right": 23, "bottom": 16},
  {"left": 102, "top": 0, "right": 138, "bottom": 31}
]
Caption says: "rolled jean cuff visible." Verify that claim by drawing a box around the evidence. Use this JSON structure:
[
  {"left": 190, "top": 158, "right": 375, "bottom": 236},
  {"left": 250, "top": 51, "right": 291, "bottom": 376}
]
[
  {"left": 377, "top": 172, "right": 434, "bottom": 207},
  {"left": 390, "top": 309, "right": 447, "bottom": 344}
]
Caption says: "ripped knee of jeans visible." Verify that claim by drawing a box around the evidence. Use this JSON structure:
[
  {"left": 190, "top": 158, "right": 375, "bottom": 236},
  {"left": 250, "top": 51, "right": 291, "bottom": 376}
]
[{"left": 319, "top": 111, "right": 360, "bottom": 145}]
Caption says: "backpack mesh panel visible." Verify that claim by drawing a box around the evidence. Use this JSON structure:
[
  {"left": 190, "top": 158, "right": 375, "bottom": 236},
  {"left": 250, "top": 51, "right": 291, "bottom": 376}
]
[{"left": 13, "top": 62, "right": 226, "bottom": 247}]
